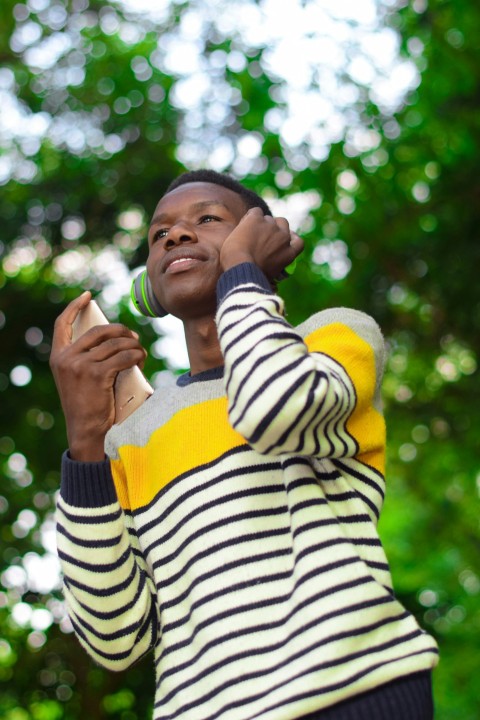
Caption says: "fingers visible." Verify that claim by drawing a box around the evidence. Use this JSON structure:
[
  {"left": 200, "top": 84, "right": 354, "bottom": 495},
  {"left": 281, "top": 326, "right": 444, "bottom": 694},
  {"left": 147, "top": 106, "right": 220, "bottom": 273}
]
[
  {"left": 65, "top": 327, "right": 147, "bottom": 383},
  {"left": 274, "top": 217, "right": 305, "bottom": 261},
  {"left": 245, "top": 211, "right": 293, "bottom": 245},
  {"left": 237, "top": 207, "right": 263, "bottom": 226},
  {"left": 52, "top": 292, "right": 139, "bottom": 353},
  {"left": 273, "top": 218, "right": 304, "bottom": 264},
  {"left": 87, "top": 334, "right": 147, "bottom": 364},
  {"left": 74, "top": 347, "right": 147, "bottom": 387},
  {"left": 289, "top": 231, "right": 305, "bottom": 258},
  {"left": 74, "top": 322, "right": 139, "bottom": 353},
  {"left": 273, "top": 216, "right": 290, "bottom": 233},
  {"left": 245, "top": 207, "right": 264, "bottom": 218}
]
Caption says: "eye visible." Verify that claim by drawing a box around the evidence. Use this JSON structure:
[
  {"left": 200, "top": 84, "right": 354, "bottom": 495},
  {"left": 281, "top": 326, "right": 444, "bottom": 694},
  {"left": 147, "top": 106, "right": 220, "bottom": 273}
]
[
  {"left": 151, "top": 228, "right": 168, "bottom": 243},
  {"left": 199, "top": 214, "right": 220, "bottom": 225}
]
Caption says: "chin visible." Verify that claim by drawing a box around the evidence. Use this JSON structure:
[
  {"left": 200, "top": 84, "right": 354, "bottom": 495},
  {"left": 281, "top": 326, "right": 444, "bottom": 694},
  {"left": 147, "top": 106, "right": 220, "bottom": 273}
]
[
  {"left": 165, "top": 279, "right": 219, "bottom": 318},
  {"left": 167, "top": 294, "right": 217, "bottom": 321}
]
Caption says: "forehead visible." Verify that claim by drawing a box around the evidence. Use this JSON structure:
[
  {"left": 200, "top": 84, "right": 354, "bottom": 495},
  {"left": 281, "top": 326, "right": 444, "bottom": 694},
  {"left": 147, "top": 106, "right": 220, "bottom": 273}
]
[{"left": 152, "top": 182, "right": 247, "bottom": 221}]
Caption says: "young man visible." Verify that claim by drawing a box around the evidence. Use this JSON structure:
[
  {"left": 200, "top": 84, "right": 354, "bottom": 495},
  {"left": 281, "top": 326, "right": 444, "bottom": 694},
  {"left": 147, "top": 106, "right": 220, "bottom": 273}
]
[{"left": 50, "top": 170, "right": 438, "bottom": 720}]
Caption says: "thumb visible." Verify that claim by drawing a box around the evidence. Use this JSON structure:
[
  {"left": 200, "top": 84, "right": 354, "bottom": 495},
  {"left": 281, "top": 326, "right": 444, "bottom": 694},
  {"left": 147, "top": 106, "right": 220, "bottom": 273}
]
[{"left": 51, "top": 291, "right": 92, "bottom": 352}]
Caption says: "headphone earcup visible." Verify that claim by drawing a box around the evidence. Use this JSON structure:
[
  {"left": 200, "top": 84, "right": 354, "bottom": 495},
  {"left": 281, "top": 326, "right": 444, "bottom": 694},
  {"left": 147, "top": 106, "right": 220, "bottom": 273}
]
[{"left": 131, "top": 271, "right": 168, "bottom": 317}]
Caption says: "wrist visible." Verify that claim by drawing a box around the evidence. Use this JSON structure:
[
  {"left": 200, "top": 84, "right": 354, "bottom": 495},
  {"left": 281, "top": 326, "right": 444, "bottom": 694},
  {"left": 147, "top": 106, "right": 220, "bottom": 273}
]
[
  {"left": 69, "top": 447, "right": 106, "bottom": 462},
  {"left": 217, "top": 262, "right": 273, "bottom": 306},
  {"left": 221, "top": 251, "right": 256, "bottom": 272},
  {"left": 68, "top": 435, "right": 106, "bottom": 462}
]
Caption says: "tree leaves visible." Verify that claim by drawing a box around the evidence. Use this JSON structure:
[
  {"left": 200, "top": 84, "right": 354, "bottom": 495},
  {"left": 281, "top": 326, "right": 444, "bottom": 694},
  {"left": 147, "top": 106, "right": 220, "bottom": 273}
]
[{"left": 1, "top": 1, "right": 478, "bottom": 717}]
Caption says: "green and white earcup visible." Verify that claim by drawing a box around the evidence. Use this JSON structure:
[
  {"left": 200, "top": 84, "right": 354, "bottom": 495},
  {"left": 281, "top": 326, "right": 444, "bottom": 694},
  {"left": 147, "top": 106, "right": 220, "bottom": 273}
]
[{"left": 131, "top": 271, "right": 168, "bottom": 317}]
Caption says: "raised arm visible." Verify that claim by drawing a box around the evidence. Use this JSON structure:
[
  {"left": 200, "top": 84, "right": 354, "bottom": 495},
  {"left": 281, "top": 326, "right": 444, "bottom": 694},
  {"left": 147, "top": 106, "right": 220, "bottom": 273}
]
[{"left": 216, "top": 213, "right": 386, "bottom": 465}]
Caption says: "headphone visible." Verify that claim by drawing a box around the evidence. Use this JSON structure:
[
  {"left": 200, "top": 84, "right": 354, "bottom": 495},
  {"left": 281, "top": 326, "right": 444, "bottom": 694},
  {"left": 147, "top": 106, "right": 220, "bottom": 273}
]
[
  {"left": 131, "top": 259, "right": 297, "bottom": 318},
  {"left": 131, "top": 270, "right": 168, "bottom": 317}
]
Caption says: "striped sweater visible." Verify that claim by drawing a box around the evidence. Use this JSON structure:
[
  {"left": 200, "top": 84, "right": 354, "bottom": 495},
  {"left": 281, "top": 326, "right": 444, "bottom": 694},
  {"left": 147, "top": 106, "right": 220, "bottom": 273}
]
[{"left": 56, "top": 263, "right": 438, "bottom": 720}]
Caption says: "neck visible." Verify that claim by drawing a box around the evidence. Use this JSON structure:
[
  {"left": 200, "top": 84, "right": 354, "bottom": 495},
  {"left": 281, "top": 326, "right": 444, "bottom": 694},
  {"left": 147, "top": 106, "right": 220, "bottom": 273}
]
[{"left": 183, "top": 316, "right": 224, "bottom": 375}]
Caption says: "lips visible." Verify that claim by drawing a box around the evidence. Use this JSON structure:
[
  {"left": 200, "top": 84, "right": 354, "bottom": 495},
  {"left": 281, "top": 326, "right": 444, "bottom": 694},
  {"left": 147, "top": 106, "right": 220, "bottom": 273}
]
[
  {"left": 165, "top": 257, "right": 201, "bottom": 274},
  {"left": 162, "top": 249, "right": 207, "bottom": 274}
]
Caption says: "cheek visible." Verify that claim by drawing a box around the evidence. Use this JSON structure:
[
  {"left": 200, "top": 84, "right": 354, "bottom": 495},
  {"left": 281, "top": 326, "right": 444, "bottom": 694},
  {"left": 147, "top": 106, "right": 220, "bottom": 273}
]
[
  {"left": 145, "top": 255, "right": 164, "bottom": 300},
  {"left": 145, "top": 257, "right": 154, "bottom": 284},
  {"left": 146, "top": 245, "right": 163, "bottom": 275}
]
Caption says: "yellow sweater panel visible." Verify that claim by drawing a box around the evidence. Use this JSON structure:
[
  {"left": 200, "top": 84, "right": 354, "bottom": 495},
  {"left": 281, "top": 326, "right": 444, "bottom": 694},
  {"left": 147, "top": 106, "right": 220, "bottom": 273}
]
[{"left": 111, "top": 321, "right": 385, "bottom": 512}]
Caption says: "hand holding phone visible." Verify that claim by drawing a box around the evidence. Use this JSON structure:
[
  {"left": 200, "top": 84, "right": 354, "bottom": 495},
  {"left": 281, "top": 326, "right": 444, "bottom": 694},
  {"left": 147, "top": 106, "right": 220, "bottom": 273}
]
[{"left": 50, "top": 292, "right": 151, "bottom": 461}]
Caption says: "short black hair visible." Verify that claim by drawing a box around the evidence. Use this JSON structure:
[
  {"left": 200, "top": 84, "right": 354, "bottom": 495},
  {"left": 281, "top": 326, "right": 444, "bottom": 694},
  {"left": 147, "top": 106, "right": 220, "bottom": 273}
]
[{"left": 165, "top": 170, "right": 273, "bottom": 217}]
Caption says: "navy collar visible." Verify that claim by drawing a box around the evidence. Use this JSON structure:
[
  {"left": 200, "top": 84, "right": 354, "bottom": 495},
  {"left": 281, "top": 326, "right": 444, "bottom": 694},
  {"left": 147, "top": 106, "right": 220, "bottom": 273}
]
[{"left": 176, "top": 365, "right": 224, "bottom": 386}]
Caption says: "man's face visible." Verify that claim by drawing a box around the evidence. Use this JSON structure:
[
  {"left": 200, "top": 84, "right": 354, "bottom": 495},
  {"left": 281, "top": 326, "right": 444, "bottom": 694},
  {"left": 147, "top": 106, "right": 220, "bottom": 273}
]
[{"left": 147, "top": 182, "right": 247, "bottom": 319}]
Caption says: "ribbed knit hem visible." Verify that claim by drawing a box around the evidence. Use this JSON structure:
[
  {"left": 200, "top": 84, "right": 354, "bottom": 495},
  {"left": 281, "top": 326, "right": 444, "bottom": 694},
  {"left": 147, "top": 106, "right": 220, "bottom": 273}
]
[
  {"left": 216, "top": 262, "right": 271, "bottom": 306},
  {"left": 299, "top": 671, "right": 433, "bottom": 720},
  {"left": 60, "top": 451, "right": 118, "bottom": 508}
]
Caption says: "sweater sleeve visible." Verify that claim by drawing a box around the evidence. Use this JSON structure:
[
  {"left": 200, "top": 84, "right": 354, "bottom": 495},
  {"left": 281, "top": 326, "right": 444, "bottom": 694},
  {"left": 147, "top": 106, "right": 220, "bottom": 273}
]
[
  {"left": 55, "top": 452, "right": 158, "bottom": 671},
  {"left": 216, "top": 263, "right": 386, "bottom": 466}
]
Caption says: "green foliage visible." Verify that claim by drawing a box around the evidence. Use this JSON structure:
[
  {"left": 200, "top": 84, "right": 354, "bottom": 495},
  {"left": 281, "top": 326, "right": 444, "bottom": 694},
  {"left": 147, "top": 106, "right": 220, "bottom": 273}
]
[{"left": 1, "top": 0, "right": 478, "bottom": 718}]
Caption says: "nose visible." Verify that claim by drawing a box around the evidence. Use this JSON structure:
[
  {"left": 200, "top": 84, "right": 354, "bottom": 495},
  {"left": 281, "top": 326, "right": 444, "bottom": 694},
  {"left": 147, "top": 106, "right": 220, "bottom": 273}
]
[{"left": 163, "top": 221, "right": 198, "bottom": 249}]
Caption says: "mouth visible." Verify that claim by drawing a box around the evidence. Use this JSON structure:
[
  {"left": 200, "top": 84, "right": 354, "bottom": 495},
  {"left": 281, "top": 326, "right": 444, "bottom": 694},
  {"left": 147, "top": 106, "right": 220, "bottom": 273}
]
[
  {"left": 165, "top": 257, "right": 201, "bottom": 274},
  {"left": 163, "top": 250, "right": 206, "bottom": 274}
]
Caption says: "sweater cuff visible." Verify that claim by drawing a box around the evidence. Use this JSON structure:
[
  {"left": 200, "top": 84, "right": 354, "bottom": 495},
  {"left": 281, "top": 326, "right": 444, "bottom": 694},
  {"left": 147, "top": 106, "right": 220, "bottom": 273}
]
[
  {"left": 60, "top": 451, "right": 118, "bottom": 508},
  {"left": 216, "top": 262, "right": 272, "bottom": 306}
]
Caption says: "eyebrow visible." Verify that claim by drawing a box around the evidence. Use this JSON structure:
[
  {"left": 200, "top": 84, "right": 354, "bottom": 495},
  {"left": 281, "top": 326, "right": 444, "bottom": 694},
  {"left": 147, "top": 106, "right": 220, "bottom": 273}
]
[{"left": 150, "top": 200, "right": 231, "bottom": 227}]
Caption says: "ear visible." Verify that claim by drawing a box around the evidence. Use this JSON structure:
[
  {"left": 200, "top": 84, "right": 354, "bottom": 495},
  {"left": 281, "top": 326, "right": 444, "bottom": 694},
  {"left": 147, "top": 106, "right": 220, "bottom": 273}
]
[{"left": 131, "top": 271, "right": 168, "bottom": 317}]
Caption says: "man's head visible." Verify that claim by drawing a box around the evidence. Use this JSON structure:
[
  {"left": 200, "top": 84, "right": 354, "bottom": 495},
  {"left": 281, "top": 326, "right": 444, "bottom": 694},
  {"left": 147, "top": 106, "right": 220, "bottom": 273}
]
[{"left": 145, "top": 173, "right": 271, "bottom": 320}]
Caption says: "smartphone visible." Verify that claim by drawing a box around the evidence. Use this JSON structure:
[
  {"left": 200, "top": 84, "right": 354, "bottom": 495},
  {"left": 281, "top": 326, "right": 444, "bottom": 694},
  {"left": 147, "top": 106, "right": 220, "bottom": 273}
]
[{"left": 71, "top": 300, "right": 153, "bottom": 424}]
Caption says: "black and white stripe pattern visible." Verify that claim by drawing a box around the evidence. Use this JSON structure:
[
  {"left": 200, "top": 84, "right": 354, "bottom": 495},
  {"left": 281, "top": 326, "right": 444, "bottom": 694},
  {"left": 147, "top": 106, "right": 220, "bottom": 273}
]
[
  {"left": 218, "top": 295, "right": 359, "bottom": 459},
  {"left": 56, "top": 498, "right": 158, "bottom": 668},
  {"left": 56, "top": 274, "right": 438, "bottom": 719}
]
